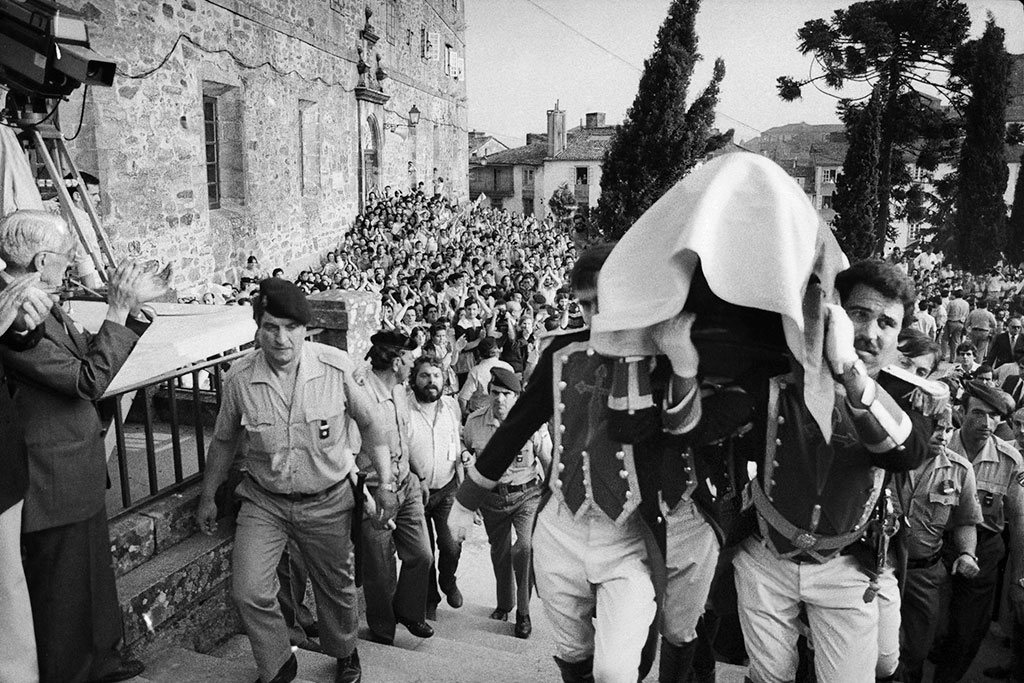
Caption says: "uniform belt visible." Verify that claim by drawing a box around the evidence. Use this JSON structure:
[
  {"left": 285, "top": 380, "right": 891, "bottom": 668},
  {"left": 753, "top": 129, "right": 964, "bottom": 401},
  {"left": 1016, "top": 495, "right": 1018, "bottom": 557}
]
[
  {"left": 494, "top": 478, "right": 539, "bottom": 495},
  {"left": 906, "top": 550, "right": 942, "bottom": 570},
  {"left": 750, "top": 479, "right": 868, "bottom": 555},
  {"left": 249, "top": 475, "right": 345, "bottom": 502}
]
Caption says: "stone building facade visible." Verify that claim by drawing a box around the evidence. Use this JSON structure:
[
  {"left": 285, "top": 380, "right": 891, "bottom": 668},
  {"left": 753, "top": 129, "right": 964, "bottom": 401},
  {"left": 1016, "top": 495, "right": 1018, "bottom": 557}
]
[{"left": 54, "top": 0, "right": 468, "bottom": 288}]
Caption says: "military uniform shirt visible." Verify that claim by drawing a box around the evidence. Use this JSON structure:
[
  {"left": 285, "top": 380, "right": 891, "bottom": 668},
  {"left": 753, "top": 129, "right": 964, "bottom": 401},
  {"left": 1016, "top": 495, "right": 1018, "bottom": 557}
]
[
  {"left": 214, "top": 342, "right": 358, "bottom": 495},
  {"left": 949, "top": 431, "right": 1024, "bottom": 534},
  {"left": 464, "top": 405, "right": 550, "bottom": 486},
  {"left": 354, "top": 366, "right": 412, "bottom": 486},
  {"left": 894, "top": 446, "right": 983, "bottom": 560}
]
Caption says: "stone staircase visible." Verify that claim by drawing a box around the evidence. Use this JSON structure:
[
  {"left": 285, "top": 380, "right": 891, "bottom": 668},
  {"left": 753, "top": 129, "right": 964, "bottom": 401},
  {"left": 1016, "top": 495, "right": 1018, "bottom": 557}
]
[{"left": 109, "top": 485, "right": 747, "bottom": 682}]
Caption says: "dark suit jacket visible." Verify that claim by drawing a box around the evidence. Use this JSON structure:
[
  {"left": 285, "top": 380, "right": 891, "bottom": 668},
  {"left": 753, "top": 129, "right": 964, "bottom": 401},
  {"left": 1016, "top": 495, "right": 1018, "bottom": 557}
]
[
  {"left": 986, "top": 331, "right": 1024, "bottom": 368},
  {"left": 0, "top": 304, "right": 145, "bottom": 532}
]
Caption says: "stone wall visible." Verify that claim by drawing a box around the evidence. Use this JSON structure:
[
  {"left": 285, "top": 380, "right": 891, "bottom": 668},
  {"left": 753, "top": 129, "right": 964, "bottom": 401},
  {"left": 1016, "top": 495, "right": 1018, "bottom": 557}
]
[{"left": 55, "top": 0, "right": 468, "bottom": 290}]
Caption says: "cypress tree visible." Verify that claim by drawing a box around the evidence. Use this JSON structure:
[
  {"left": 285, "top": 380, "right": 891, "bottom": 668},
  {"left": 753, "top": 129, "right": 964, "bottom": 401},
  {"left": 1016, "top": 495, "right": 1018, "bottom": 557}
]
[
  {"left": 953, "top": 17, "right": 1010, "bottom": 271},
  {"left": 595, "top": 0, "right": 726, "bottom": 240},
  {"left": 832, "top": 87, "right": 883, "bottom": 260}
]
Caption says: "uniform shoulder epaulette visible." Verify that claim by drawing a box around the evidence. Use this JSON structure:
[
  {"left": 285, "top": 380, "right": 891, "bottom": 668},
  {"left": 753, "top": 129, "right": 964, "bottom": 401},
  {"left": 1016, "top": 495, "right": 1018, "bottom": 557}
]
[
  {"left": 993, "top": 437, "right": 1024, "bottom": 467},
  {"left": 224, "top": 350, "right": 259, "bottom": 380},
  {"left": 538, "top": 327, "right": 588, "bottom": 355},
  {"left": 879, "top": 364, "right": 950, "bottom": 418},
  {"left": 315, "top": 344, "right": 354, "bottom": 371}
]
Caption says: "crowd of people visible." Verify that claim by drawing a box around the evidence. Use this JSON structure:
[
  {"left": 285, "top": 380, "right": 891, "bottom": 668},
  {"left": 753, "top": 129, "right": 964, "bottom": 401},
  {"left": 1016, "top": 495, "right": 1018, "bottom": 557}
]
[{"left": 5, "top": 150, "right": 1024, "bottom": 683}]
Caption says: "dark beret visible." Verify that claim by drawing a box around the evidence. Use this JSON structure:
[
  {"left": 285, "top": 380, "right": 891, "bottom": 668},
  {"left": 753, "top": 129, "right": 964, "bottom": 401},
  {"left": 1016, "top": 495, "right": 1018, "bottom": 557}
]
[
  {"left": 490, "top": 367, "right": 521, "bottom": 394},
  {"left": 370, "top": 329, "right": 417, "bottom": 351},
  {"left": 962, "top": 380, "right": 1015, "bottom": 417},
  {"left": 256, "top": 278, "right": 311, "bottom": 325}
]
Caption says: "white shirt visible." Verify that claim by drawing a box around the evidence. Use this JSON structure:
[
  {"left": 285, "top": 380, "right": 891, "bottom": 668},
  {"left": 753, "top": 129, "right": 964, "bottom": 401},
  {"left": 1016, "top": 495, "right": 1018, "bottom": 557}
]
[
  {"left": 407, "top": 393, "right": 463, "bottom": 490},
  {"left": 458, "top": 356, "right": 514, "bottom": 414}
]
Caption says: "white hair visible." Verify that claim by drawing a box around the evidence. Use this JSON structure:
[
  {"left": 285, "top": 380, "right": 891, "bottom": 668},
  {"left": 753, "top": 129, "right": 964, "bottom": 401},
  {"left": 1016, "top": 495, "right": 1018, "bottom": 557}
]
[{"left": 0, "top": 210, "right": 72, "bottom": 269}]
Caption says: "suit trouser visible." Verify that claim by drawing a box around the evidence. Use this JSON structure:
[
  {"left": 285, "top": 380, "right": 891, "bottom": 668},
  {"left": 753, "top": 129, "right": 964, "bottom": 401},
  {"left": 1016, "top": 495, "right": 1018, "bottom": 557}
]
[
  {"left": 231, "top": 479, "right": 357, "bottom": 683},
  {"left": 0, "top": 501, "right": 38, "bottom": 683},
  {"left": 424, "top": 476, "right": 462, "bottom": 604},
  {"left": 733, "top": 536, "right": 877, "bottom": 683},
  {"left": 945, "top": 321, "right": 965, "bottom": 361},
  {"left": 661, "top": 498, "right": 719, "bottom": 646},
  {"left": 22, "top": 505, "right": 122, "bottom": 683},
  {"left": 898, "top": 558, "right": 947, "bottom": 683},
  {"left": 480, "top": 482, "right": 542, "bottom": 615},
  {"left": 361, "top": 473, "right": 432, "bottom": 639},
  {"left": 933, "top": 531, "right": 1005, "bottom": 683},
  {"left": 532, "top": 500, "right": 656, "bottom": 683}
]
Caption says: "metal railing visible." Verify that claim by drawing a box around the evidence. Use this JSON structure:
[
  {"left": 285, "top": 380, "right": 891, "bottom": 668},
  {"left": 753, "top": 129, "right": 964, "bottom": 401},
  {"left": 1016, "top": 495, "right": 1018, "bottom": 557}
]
[{"left": 107, "top": 346, "right": 252, "bottom": 517}]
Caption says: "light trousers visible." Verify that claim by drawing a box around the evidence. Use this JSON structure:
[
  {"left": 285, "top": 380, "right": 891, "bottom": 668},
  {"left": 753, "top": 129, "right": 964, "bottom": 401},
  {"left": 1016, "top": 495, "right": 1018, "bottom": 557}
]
[
  {"left": 0, "top": 501, "right": 38, "bottom": 683},
  {"left": 734, "top": 536, "right": 878, "bottom": 683},
  {"left": 532, "top": 500, "right": 656, "bottom": 683},
  {"left": 661, "top": 498, "right": 720, "bottom": 646}
]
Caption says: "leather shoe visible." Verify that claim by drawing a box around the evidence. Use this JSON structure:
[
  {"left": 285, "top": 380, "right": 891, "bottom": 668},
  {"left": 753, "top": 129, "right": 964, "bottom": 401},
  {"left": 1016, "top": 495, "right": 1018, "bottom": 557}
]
[
  {"left": 445, "top": 585, "right": 464, "bottom": 609},
  {"left": 514, "top": 613, "right": 532, "bottom": 639},
  {"left": 88, "top": 659, "right": 146, "bottom": 683},
  {"left": 335, "top": 649, "right": 361, "bottom": 683},
  {"left": 397, "top": 616, "right": 434, "bottom": 638},
  {"left": 254, "top": 653, "right": 297, "bottom": 683},
  {"left": 489, "top": 608, "right": 509, "bottom": 621},
  {"left": 984, "top": 664, "right": 1013, "bottom": 679}
]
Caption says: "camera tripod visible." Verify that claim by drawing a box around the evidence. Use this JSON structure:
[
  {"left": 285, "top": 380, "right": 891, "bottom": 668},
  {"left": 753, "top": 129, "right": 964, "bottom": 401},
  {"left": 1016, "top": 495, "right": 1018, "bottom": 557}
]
[{"left": 7, "top": 99, "right": 115, "bottom": 284}]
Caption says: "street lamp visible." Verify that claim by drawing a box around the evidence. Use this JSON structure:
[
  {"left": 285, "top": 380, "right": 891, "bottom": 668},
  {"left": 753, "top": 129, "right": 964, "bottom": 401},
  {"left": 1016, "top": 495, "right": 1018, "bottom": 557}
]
[{"left": 384, "top": 104, "right": 421, "bottom": 132}]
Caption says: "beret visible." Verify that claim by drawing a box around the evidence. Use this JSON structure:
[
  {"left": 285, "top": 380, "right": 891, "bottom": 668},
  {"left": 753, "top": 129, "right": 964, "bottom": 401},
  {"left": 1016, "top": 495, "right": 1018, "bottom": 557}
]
[
  {"left": 257, "top": 278, "right": 311, "bottom": 325},
  {"left": 490, "top": 367, "right": 521, "bottom": 394},
  {"left": 370, "top": 329, "right": 417, "bottom": 351},
  {"left": 962, "top": 380, "right": 1015, "bottom": 417}
]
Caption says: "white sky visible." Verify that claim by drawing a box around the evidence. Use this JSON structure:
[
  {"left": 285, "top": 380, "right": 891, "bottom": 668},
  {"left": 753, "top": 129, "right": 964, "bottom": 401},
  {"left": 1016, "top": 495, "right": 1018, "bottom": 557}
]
[{"left": 465, "top": 0, "right": 1024, "bottom": 147}]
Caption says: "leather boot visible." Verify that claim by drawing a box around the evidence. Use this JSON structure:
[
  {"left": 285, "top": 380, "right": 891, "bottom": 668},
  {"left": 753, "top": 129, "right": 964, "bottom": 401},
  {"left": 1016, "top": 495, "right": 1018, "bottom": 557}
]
[
  {"left": 554, "top": 656, "right": 595, "bottom": 683},
  {"left": 659, "top": 637, "right": 697, "bottom": 683}
]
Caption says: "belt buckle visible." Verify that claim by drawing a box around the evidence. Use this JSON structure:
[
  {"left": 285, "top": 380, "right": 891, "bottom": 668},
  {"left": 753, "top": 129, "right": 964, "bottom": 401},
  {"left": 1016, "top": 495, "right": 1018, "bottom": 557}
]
[{"left": 792, "top": 532, "right": 818, "bottom": 550}]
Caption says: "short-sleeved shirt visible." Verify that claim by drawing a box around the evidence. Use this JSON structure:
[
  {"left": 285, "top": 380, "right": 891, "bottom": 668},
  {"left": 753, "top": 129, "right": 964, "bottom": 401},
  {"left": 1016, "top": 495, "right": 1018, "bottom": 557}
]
[
  {"left": 894, "top": 446, "right": 983, "bottom": 560},
  {"left": 949, "top": 431, "right": 1024, "bottom": 533},
  {"left": 407, "top": 392, "right": 462, "bottom": 490},
  {"left": 463, "top": 405, "right": 550, "bottom": 486},
  {"left": 458, "top": 356, "right": 514, "bottom": 413},
  {"left": 966, "top": 308, "right": 997, "bottom": 333},
  {"left": 354, "top": 366, "right": 412, "bottom": 486},
  {"left": 214, "top": 342, "right": 357, "bottom": 495}
]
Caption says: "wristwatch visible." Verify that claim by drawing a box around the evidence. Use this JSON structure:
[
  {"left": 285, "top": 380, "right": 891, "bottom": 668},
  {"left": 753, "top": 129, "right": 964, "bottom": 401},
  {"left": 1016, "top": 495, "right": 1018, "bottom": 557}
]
[
  {"left": 1016, "top": 577, "right": 1024, "bottom": 590},
  {"left": 378, "top": 480, "right": 399, "bottom": 493}
]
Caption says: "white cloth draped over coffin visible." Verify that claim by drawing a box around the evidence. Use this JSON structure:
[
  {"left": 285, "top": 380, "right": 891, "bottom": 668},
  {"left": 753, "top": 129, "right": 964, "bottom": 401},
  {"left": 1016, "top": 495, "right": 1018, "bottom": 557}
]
[{"left": 590, "top": 152, "right": 849, "bottom": 440}]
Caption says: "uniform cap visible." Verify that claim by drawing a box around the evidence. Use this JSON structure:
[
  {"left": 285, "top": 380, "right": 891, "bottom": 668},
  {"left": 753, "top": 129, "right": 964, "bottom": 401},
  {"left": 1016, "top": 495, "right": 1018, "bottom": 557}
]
[
  {"left": 490, "top": 367, "right": 521, "bottom": 394},
  {"left": 370, "top": 329, "right": 417, "bottom": 351},
  {"left": 962, "top": 380, "right": 1015, "bottom": 417},
  {"left": 256, "top": 278, "right": 311, "bottom": 325}
]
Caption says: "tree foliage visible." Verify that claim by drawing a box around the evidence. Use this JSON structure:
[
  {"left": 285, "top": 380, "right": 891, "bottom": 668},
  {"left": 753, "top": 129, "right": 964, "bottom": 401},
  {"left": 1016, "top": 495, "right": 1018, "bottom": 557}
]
[
  {"left": 952, "top": 17, "right": 1011, "bottom": 271},
  {"left": 832, "top": 87, "right": 882, "bottom": 260},
  {"left": 778, "top": 0, "right": 971, "bottom": 255},
  {"left": 595, "top": 0, "right": 726, "bottom": 240},
  {"left": 548, "top": 182, "right": 576, "bottom": 224}
]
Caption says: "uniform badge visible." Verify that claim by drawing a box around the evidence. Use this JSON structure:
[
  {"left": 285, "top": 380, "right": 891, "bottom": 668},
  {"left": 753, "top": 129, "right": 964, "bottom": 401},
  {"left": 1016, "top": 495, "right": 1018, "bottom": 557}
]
[
  {"left": 319, "top": 420, "right": 330, "bottom": 440},
  {"left": 1016, "top": 471, "right": 1024, "bottom": 487},
  {"left": 940, "top": 480, "right": 955, "bottom": 495},
  {"left": 983, "top": 491, "right": 995, "bottom": 507}
]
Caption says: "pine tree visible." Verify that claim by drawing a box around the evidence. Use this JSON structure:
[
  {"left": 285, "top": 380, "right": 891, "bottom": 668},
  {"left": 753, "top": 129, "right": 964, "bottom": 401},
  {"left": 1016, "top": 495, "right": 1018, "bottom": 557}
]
[
  {"left": 952, "top": 17, "right": 1010, "bottom": 271},
  {"left": 594, "top": 0, "right": 726, "bottom": 240},
  {"left": 778, "top": 0, "right": 971, "bottom": 254},
  {"left": 832, "top": 87, "right": 882, "bottom": 260}
]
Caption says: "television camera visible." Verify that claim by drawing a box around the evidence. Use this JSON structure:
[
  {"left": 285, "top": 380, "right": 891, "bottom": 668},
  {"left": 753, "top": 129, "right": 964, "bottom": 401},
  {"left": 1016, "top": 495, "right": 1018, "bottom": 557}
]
[{"left": 0, "top": 0, "right": 117, "bottom": 281}]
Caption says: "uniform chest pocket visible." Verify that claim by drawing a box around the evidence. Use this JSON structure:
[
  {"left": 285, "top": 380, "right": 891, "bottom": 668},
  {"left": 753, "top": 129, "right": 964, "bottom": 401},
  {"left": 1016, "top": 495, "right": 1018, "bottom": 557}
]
[
  {"left": 307, "top": 407, "right": 345, "bottom": 449},
  {"left": 925, "top": 491, "right": 959, "bottom": 527},
  {"left": 977, "top": 486, "right": 1005, "bottom": 519},
  {"left": 244, "top": 419, "right": 284, "bottom": 455}
]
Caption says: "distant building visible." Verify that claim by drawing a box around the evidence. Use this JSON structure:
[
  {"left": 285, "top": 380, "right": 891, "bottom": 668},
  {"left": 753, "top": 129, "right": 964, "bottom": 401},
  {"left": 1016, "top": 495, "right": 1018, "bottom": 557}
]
[
  {"left": 469, "top": 103, "right": 614, "bottom": 219},
  {"left": 469, "top": 132, "right": 509, "bottom": 160}
]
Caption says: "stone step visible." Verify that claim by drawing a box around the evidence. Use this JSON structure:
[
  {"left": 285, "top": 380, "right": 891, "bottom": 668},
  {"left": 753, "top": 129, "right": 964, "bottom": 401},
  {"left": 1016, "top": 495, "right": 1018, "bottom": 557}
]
[
  {"left": 109, "top": 484, "right": 203, "bottom": 577},
  {"left": 117, "top": 524, "right": 240, "bottom": 653}
]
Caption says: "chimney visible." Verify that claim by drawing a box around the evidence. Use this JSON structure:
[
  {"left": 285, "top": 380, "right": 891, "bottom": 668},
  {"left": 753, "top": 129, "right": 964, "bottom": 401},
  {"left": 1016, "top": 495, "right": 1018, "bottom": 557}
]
[
  {"left": 585, "top": 112, "right": 606, "bottom": 128},
  {"left": 526, "top": 132, "right": 547, "bottom": 146},
  {"left": 547, "top": 100, "right": 566, "bottom": 157}
]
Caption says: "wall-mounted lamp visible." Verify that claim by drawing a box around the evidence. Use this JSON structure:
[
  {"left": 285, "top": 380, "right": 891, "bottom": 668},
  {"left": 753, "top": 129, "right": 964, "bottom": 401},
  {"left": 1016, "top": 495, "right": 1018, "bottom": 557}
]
[{"left": 384, "top": 104, "right": 421, "bottom": 132}]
